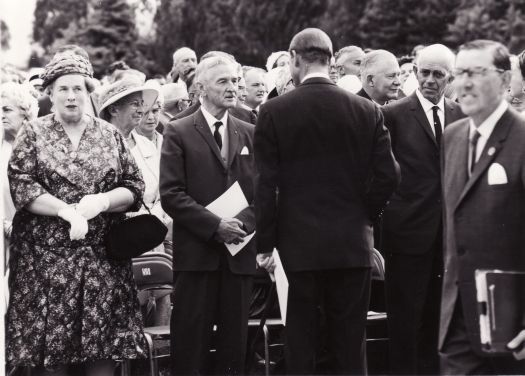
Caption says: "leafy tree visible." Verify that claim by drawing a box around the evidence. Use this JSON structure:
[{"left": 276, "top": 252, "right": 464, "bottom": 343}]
[
  {"left": 32, "top": 0, "right": 87, "bottom": 50},
  {"left": 1, "top": 19, "right": 10, "bottom": 50},
  {"left": 319, "top": 0, "right": 367, "bottom": 51}
]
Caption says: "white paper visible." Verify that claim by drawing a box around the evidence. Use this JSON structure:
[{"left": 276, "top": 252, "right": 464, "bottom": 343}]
[
  {"left": 206, "top": 181, "right": 249, "bottom": 218},
  {"left": 272, "top": 248, "right": 289, "bottom": 325},
  {"left": 206, "top": 181, "right": 253, "bottom": 256},
  {"left": 225, "top": 232, "right": 255, "bottom": 256}
]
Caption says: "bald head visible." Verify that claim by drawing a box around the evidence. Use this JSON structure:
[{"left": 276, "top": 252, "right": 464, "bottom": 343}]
[{"left": 415, "top": 44, "right": 455, "bottom": 104}]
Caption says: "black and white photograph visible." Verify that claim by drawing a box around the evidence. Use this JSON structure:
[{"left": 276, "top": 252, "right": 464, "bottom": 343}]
[{"left": 2, "top": 0, "right": 525, "bottom": 375}]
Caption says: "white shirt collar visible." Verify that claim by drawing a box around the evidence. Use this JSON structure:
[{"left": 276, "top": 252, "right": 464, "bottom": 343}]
[
  {"left": 301, "top": 72, "right": 330, "bottom": 83},
  {"left": 469, "top": 100, "right": 508, "bottom": 140},
  {"left": 201, "top": 104, "right": 229, "bottom": 133},
  {"left": 415, "top": 89, "right": 445, "bottom": 114}
]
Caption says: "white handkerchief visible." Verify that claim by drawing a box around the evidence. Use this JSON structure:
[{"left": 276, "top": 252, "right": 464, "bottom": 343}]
[
  {"left": 240, "top": 146, "right": 250, "bottom": 155},
  {"left": 487, "top": 163, "right": 508, "bottom": 185}
]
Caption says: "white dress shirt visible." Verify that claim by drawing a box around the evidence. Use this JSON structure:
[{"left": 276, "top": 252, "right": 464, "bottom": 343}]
[
  {"left": 468, "top": 100, "right": 508, "bottom": 166},
  {"left": 201, "top": 104, "right": 229, "bottom": 161},
  {"left": 415, "top": 89, "right": 445, "bottom": 137}
]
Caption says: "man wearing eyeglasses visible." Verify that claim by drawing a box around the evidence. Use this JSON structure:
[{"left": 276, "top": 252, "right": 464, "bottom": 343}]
[
  {"left": 357, "top": 49, "right": 401, "bottom": 105},
  {"left": 440, "top": 39, "right": 525, "bottom": 374},
  {"left": 381, "top": 44, "right": 465, "bottom": 375}
]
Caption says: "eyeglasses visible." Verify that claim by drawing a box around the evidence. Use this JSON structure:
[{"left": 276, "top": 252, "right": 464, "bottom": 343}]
[
  {"left": 418, "top": 69, "right": 447, "bottom": 79},
  {"left": 452, "top": 67, "right": 505, "bottom": 78}
]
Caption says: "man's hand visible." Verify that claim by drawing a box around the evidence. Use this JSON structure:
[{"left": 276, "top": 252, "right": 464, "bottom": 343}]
[
  {"left": 214, "top": 218, "right": 247, "bottom": 244},
  {"left": 508, "top": 329, "right": 525, "bottom": 360},
  {"left": 256, "top": 252, "right": 276, "bottom": 273}
]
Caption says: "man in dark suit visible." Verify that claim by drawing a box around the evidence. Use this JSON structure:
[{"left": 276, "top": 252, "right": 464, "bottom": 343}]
[
  {"left": 254, "top": 28, "right": 400, "bottom": 375},
  {"left": 357, "top": 50, "right": 401, "bottom": 105},
  {"left": 440, "top": 39, "right": 525, "bottom": 374},
  {"left": 160, "top": 56, "right": 257, "bottom": 375},
  {"left": 381, "top": 44, "right": 465, "bottom": 375}
]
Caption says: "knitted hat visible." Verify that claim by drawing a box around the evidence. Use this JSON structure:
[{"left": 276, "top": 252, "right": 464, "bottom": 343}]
[{"left": 41, "top": 52, "right": 94, "bottom": 88}]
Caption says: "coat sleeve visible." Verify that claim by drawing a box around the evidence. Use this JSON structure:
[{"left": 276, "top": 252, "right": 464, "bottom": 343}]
[
  {"left": 159, "top": 123, "right": 221, "bottom": 241},
  {"left": 254, "top": 106, "right": 279, "bottom": 254},
  {"left": 365, "top": 106, "right": 400, "bottom": 220}
]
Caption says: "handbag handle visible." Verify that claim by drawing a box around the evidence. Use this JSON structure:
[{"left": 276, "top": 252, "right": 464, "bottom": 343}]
[{"left": 138, "top": 196, "right": 153, "bottom": 215}]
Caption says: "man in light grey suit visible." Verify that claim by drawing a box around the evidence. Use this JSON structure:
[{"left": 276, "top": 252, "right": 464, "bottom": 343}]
[{"left": 440, "top": 39, "right": 525, "bottom": 375}]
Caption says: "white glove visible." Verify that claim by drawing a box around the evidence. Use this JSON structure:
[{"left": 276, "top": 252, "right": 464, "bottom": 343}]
[
  {"left": 57, "top": 207, "right": 89, "bottom": 241},
  {"left": 76, "top": 193, "right": 110, "bottom": 220}
]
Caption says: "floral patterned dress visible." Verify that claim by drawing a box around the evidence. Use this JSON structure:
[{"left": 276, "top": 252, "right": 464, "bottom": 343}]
[{"left": 6, "top": 114, "right": 147, "bottom": 369}]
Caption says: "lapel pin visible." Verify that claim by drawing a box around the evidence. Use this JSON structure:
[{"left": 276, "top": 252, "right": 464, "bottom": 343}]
[{"left": 488, "top": 147, "right": 496, "bottom": 156}]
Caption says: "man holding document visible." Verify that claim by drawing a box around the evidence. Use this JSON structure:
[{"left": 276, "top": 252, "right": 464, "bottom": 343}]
[
  {"left": 160, "top": 55, "right": 257, "bottom": 375},
  {"left": 254, "top": 28, "right": 400, "bottom": 374}
]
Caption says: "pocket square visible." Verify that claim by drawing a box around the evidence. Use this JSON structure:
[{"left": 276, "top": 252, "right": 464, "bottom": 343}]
[
  {"left": 487, "top": 162, "right": 508, "bottom": 185},
  {"left": 240, "top": 146, "right": 250, "bottom": 155}
]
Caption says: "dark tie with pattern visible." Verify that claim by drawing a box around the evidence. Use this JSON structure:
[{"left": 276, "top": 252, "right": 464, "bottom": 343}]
[
  {"left": 213, "top": 121, "right": 222, "bottom": 150},
  {"left": 432, "top": 106, "right": 442, "bottom": 146},
  {"left": 470, "top": 129, "right": 481, "bottom": 175}
]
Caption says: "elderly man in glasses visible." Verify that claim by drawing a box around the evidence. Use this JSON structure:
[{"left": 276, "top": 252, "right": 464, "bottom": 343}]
[
  {"left": 380, "top": 44, "right": 465, "bottom": 375},
  {"left": 440, "top": 39, "right": 525, "bottom": 375}
]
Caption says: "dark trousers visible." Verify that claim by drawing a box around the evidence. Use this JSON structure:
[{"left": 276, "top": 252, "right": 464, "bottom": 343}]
[
  {"left": 284, "top": 268, "right": 371, "bottom": 375},
  {"left": 170, "top": 259, "right": 253, "bottom": 375},
  {"left": 384, "top": 237, "right": 443, "bottom": 375},
  {"left": 440, "top": 298, "right": 525, "bottom": 375}
]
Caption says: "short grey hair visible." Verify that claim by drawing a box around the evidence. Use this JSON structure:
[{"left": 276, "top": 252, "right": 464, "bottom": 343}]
[
  {"left": 0, "top": 82, "right": 39, "bottom": 121},
  {"left": 194, "top": 56, "right": 236, "bottom": 85},
  {"left": 360, "top": 50, "right": 397, "bottom": 77},
  {"left": 416, "top": 44, "right": 455, "bottom": 71},
  {"left": 172, "top": 47, "right": 196, "bottom": 65}
]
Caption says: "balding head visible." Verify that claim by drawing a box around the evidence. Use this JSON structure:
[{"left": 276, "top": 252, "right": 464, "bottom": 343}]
[
  {"left": 171, "top": 47, "right": 197, "bottom": 83},
  {"left": 416, "top": 44, "right": 455, "bottom": 71},
  {"left": 289, "top": 28, "right": 333, "bottom": 61},
  {"left": 335, "top": 46, "right": 365, "bottom": 76},
  {"left": 360, "top": 50, "right": 401, "bottom": 104},
  {"left": 415, "top": 44, "right": 455, "bottom": 104},
  {"left": 288, "top": 28, "right": 333, "bottom": 84}
]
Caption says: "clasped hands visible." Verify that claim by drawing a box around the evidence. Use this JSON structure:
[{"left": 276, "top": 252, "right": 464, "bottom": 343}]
[
  {"left": 214, "top": 218, "right": 247, "bottom": 244},
  {"left": 57, "top": 193, "right": 110, "bottom": 241}
]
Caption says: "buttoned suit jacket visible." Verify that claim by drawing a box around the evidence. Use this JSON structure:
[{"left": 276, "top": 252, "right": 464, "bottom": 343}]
[
  {"left": 440, "top": 107, "right": 525, "bottom": 354},
  {"left": 254, "top": 77, "right": 400, "bottom": 272},
  {"left": 160, "top": 108, "right": 257, "bottom": 275},
  {"left": 381, "top": 93, "right": 465, "bottom": 254}
]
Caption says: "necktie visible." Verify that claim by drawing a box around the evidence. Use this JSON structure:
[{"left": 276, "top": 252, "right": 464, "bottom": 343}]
[
  {"left": 213, "top": 121, "right": 222, "bottom": 150},
  {"left": 469, "top": 130, "right": 481, "bottom": 174},
  {"left": 432, "top": 106, "right": 442, "bottom": 146}
]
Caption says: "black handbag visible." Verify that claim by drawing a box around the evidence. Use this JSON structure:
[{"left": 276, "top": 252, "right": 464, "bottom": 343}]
[{"left": 105, "top": 198, "right": 168, "bottom": 261}]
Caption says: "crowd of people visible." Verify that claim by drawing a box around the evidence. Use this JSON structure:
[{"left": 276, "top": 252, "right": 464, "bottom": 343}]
[{"left": 2, "top": 26, "right": 525, "bottom": 376}]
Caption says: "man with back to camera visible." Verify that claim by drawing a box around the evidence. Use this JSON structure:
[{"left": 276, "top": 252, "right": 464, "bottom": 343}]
[
  {"left": 254, "top": 28, "right": 399, "bottom": 375},
  {"left": 380, "top": 44, "right": 466, "bottom": 375}
]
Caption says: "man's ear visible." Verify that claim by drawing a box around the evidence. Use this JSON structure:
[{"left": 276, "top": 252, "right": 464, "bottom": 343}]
[
  {"left": 108, "top": 104, "right": 119, "bottom": 117},
  {"left": 366, "top": 74, "right": 375, "bottom": 87},
  {"left": 413, "top": 65, "right": 418, "bottom": 76}
]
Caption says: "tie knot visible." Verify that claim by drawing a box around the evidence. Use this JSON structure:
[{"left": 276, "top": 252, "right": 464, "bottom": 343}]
[
  {"left": 214, "top": 121, "right": 223, "bottom": 131},
  {"left": 432, "top": 105, "right": 439, "bottom": 114}
]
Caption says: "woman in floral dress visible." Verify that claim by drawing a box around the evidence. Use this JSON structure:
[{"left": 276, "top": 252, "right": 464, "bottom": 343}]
[{"left": 6, "top": 52, "right": 147, "bottom": 375}]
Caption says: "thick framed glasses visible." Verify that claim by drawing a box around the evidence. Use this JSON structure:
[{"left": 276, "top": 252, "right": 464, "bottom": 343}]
[{"left": 452, "top": 67, "right": 505, "bottom": 78}]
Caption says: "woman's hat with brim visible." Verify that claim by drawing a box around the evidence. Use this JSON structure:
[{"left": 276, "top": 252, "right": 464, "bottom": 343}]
[{"left": 97, "top": 77, "right": 159, "bottom": 118}]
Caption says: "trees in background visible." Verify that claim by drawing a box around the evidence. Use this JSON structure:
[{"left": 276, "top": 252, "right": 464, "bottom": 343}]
[
  {"left": 1, "top": 20, "right": 10, "bottom": 50},
  {"left": 29, "top": 0, "right": 525, "bottom": 75}
]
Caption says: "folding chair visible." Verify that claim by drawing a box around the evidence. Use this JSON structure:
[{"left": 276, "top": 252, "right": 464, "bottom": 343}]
[{"left": 131, "top": 252, "right": 174, "bottom": 376}]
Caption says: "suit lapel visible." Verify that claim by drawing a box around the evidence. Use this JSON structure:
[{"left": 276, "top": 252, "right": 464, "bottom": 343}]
[
  {"left": 455, "top": 110, "right": 514, "bottom": 208},
  {"left": 410, "top": 94, "right": 438, "bottom": 148},
  {"left": 226, "top": 114, "right": 240, "bottom": 168},
  {"left": 446, "top": 120, "right": 470, "bottom": 209},
  {"left": 193, "top": 109, "right": 225, "bottom": 167}
]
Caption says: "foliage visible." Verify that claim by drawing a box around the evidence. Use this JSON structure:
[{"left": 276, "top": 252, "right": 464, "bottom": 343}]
[{"left": 1, "top": 19, "right": 10, "bottom": 50}]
